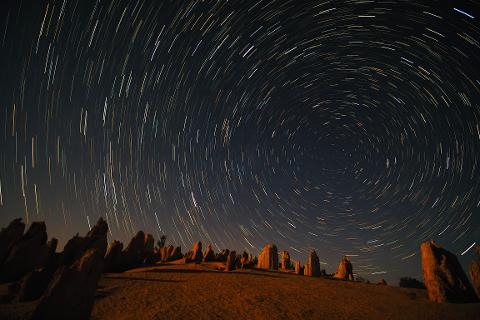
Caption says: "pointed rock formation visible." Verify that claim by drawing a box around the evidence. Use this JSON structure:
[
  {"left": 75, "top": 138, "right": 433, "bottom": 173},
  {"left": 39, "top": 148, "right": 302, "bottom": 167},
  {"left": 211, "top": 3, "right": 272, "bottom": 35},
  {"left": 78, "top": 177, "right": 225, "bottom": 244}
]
[
  {"left": 334, "top": 256, "right": 354, "bottom": 281},
  {"left": 104, "top": 240, "right": 123, "bottom": 273},
  {"left": 0, "top": 218, "right": 25, "bottom": 264},
  {"left": 281, "top": 251, "right": 291, "bottom": 271},
  {"left": 421, "top": 241, "right": 478, "bottom": 303},
  {"left": 169, "top": 246, "right": 182, "bottom": 261},
  {"left": 258, "top": 244, "right": 278, "bottom": 270},
  {"left": 377, "top": 279, "right": 387, "bottom": 286},
  {"left": 225, "top": 250, "right": 236, "bottom": 271},
  {"left": 469, "top": 245, "right": 480, "bottom": 299},
  {"left": 304, "top": 250, "right": 320, "bottom": 277},
  {"left": 215, "top": 249, "right": 230, "bottom": 262},
  {"left": 185, "top": 242, "right": 203, "bottom": 263},
  {"left": 1, "top": 221, "right": 49, "bottom": 282},
  {"left": 295, "top": 261, "right": 303, "bottom": 275},
  {"left": 123, "top": 231, "right": 154, "bottom": 269},
  {"left": 203, "top": 244, "right": 215, "bottom": 262},
  {"left": 32, "top": 218, "right": 108, "bottom": 320}
]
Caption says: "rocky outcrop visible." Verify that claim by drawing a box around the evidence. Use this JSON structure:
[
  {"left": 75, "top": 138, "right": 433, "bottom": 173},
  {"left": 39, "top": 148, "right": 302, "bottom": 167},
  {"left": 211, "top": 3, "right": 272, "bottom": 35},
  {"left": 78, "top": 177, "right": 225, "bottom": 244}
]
[
  {"left": 258, "top": 244, "right": 278, "bottom": 270},
  {"left": 0, "top": 218, "right": 25, "bottom": 264},
  {"left": 240, "top": 251, "right": 253, "bottom": 269},
  {"left": 158, "top": 245, "right": 174, "bottom": 262},
  {"left": 0, "top": 222, "right": 49, "bottom": 282},
  {"left": 203, "top": 244, "right": 215, "bottom": 262},
  {"left": 32, "top": 218, "right": 108, "bottom": 320},
  {"left": 304, "top": 250, "right": 320, "bottom": 277},
  {"left": 169, "top": 246, "right": 183, "bottom": 261},
  {"left": 226, "top": 250, "right": 237, "bottom": 271},
  {"left": 334, "top": 256, "right": 354, "bottom": 281},
  {"left": 469, "top": 245, "right": 480, "bottom": 299},
  {"left": 295, "top": 261, "right": 303, "bottom": 275},
  {"left": 281, "top": 251, "right": 291, "bottom": 270},
  {"left": 104, "top": 240, "right": 123, "bottom": 272},
  {"left": 123, "top": 231, "right": 154, "bottom": 269},
  {"left": 421, "top": 241, "right": 478, "bottom": 303},
  {"left": 16, "top": 237, "right": 58, "bottom": 301},
  {"left": 377, "top": 279, "right": 387, "bottom": 286},
  {"left": 215, "top": 249, "right": 230, "bottom": 262},
  {"left": 185, "top": 242, "right": 203, "bottom": 263}
]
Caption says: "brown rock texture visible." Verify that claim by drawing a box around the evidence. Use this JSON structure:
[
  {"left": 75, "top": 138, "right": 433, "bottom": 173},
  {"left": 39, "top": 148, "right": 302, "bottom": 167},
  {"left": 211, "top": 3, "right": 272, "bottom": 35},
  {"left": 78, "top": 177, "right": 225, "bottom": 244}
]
[
  {"left": 420, "top": 240, "right": 478, "bottom": 303},
  {"left": 191, "top": 241, "right": 203, "bottom": 263},
  {"left": 203, "top": 244, "right": 215, "bottom": 262},
  {"left": 215, "top": 249, "right": 230, "bottom": 262},
  {"left": 0, "top": 221, "right": 49, "bottom": 282},
  {"left": 226, "top": 250, "right": 237, "bottom": 271},
  {"left": 0, "top": 218, "right": 25, "bottom": 264},
  {"left": 169, "top": 246, "right": 183, "bottom": 261},
  {"left": 295, "top": 261, "right": 303, "bottom": 275},
  {"left": 123, "top": 231, "right": 154, "bottom": 269},
  {"left": 104, "top": 240, "right": 123, "bottom": 272},
  {"left": 304, "top": 250, "right": 320, "bottom": 277},
  {"left": 257, "top": 244, "right": 278, "bottom": 270},
  {"left": 31, "top": 218, "right": 108, "bottom": 320},
  {"left": 469, "top": 245, "right": 480, "bottom": 299},
  {"left": 281, "top": 251, "right": 291, "bottom": 270},
  {"left": 334, "top": 256, "right": 354, "bottom": 281}
]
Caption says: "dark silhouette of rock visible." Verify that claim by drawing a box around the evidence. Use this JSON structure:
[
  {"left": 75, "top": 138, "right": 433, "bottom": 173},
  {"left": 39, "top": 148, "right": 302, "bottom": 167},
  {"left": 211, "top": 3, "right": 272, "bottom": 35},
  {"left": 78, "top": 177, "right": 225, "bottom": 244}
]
[
  {"left": 240, "top": 251, "right": 253, "bottom": 269},
  {"left": 1, "top": 221, "right": 49, "bottom": 282},
  {"left": 334, "top": 256, "right": 354, "bottom": 281},
  {"left": 226, "top": 250, "right": 236, "bottom": 271},
  {"left": 469, "top": 245, "right": 480, "bottom": 299},
  {"left": 169, "top": 246, "right": 182, "bottom": 261},
  {"left": 0, "top": 218, "right": 25, "bottom": 264},
  {"left": 203, "top": 244, "right": 215, "bottom": 262},
  {"left": 104, "top": 240, "right": 123, "bottom": 272},
  {"left": 143, "top": 233, "right": 155, "bottom": 263},
  {"left": 377, "top": 279, "right": 387, "bottom": 286},
  {"left": 185, "top": 242, "right": 202, "bottom": 263},
  {"left": 258, "top": 244, "right": 278, "bottom": 270},
  {"left": 215, "top": 249, "right": 230, "bottom": 262},
  {"left": 123, "top": 231, "right": 154, "bottom": 269},
  {"left": 281, "top": 251, "right": 291, "bottom": 270},
  {"left": 158, "top": 245, "right": 174, "bottom": 262},
  {"left": 32, "top": 218, "right": 108, "bottom": 320},
  {"left": 16, "top": 237, "right": 59, "bottom": 302},
  {"left": 421, "top": 241, "right": 478, "bottom": 303},
  {"left": 399, "top": 277, "right": 425, "bottom": 289},
  {"left": 295, "top": 261, "right": 303, "bottom": 275},
  {"left": 304, "top": 250, "right": 320, "bottom": 277}
]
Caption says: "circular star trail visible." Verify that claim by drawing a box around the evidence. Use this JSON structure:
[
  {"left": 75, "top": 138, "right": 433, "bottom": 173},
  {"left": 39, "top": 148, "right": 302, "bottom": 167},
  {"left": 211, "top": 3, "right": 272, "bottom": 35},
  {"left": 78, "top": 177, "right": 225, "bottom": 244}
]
[{"left": 1, "top": 0, "right": 480, "bottom": 282}]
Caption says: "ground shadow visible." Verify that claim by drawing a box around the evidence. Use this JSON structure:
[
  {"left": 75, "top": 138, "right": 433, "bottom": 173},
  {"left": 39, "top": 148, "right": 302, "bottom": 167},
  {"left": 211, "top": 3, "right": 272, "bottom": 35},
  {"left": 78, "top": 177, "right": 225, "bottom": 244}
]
[
  {"left": 103, "top": 276, "right": 184, "bottom": 283},
  {"left": 144, "top": 268, "right": 285, "bottom": 279}
]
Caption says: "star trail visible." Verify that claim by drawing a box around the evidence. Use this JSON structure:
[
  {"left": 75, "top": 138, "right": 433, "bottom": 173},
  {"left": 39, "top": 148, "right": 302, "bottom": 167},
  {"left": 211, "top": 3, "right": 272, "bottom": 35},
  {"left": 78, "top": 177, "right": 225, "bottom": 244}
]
[{"left": 1, "top": 0, "right": 480, "bottom": 283}]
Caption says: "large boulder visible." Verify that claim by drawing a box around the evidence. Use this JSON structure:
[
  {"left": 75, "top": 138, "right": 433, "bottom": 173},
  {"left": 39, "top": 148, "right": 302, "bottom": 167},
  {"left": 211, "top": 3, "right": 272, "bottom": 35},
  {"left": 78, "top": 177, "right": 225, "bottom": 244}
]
[
  {"left": 0, "top": 222, "right": 49, "bottom": 282},
  {"left": 31, "top": 218, "right": 108, "bottom": 320},
  {"left": 203, "top": 244, "right": 215, "bottom": 262},
  {"left": 258, "top": 244, "right": 278, "bottom": 270},
  {"left": 104, "top": 240, "right": 123, "bottom": 272},
  {"left": 304, "top": 250, "right": 320, "bottom": 277},
  {"left": 281, "top": 251, "right": 291, "bottom": 271},
  {"left": 421, "top": 241, "right": 478, "bottom": 303},
  {"left": 0, "top": 218, "right": 25, "bottom": 264},
  {"left": 469, "top": 245, "right": 480, "bottom": 299},
  {"left": 334, "top": 256, "right": 354, "bottom": 280}
]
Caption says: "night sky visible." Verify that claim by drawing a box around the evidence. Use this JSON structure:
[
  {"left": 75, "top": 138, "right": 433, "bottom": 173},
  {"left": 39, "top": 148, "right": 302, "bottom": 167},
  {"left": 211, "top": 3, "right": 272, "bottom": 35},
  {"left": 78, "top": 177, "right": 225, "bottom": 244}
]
[{"left": 1, "top": 0, "right": 480, "bottom": 284}]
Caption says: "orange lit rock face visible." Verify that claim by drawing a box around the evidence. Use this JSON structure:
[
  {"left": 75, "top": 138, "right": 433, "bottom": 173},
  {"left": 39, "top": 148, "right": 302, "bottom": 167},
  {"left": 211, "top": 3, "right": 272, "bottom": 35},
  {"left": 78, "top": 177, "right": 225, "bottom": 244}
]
[
  {"left": 281, "top": 251, "right": 291, "bottom": 271},
  {"left": 203, "top": 244, "right": 215, "bottom": 262},
  {"left": 334, "top": 256, "right": 354, "bottom": 281},
  {"left": 420, "top": 241, "right": 478, "bottom": 303},
  {"left": 257, "top": 244, "right": 278, "bottom": 270}
]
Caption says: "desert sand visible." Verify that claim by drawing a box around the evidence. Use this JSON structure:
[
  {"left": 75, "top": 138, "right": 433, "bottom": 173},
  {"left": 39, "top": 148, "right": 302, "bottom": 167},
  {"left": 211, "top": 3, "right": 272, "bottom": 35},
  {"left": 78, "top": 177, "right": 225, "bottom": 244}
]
[{"left": 3, "top": 260, "right": 478, "bottom": 320}]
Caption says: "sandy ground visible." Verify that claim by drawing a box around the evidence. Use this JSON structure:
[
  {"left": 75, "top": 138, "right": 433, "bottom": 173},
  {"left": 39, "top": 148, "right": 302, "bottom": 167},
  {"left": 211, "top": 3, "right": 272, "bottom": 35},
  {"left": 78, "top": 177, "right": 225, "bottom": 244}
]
[{"left": 1, "top": 261, "right": 479, "bottom": 320}]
